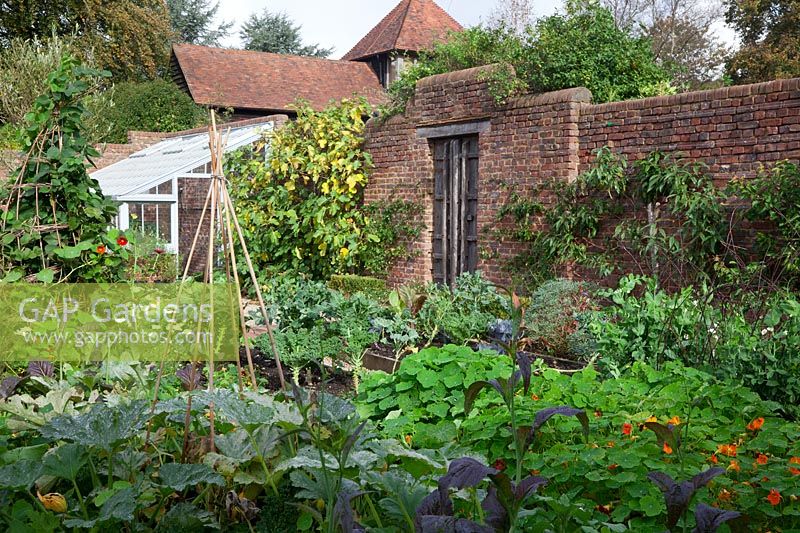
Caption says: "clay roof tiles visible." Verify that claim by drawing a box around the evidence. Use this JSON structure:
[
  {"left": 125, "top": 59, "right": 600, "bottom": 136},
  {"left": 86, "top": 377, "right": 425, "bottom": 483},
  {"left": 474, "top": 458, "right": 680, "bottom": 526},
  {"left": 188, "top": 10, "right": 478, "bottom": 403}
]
[
  {"left": 342, "top": 0, "right": 462, "bottom": 61},
  {"left": 171, "top": 44, "right": 387, "bottom": 113}
]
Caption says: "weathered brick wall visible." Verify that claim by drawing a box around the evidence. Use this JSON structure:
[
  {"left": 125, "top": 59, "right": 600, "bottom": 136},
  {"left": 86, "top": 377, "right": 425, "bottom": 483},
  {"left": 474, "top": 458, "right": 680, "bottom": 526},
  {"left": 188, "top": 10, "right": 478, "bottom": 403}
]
[
  {"left": 364, "top": 66, "right": 800, "bottom": 287},
  {"left": 579, "top": 78, "right": 800, "bottom": 179}
]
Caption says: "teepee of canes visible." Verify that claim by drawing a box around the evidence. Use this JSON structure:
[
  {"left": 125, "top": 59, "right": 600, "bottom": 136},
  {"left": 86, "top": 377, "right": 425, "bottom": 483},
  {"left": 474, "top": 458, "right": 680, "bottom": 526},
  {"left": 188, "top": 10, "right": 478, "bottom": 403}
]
[{"left": 145, "top": 111, "right": 286, "bottom": 454}]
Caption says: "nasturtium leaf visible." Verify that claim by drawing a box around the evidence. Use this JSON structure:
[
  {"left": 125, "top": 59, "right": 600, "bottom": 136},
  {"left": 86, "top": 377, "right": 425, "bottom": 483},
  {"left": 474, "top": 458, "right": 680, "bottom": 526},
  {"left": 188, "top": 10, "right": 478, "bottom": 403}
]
[
  {"left": 35, "top": 269, "right": 54, "bottom": 283},
  {"left": 417, "top": 369, "right": 439, "bottom": 388},
  {"left": 158, "top": 463, "right": 224, "bottom": 491},
  {"left": 639, "top": 494, "right": 663, "bottom": 517}
]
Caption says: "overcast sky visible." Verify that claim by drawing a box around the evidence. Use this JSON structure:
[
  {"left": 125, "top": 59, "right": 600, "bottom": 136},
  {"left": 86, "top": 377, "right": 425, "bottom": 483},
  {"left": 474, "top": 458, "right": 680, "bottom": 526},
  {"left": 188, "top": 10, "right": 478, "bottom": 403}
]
[
  {"left": 215, "top": 0, "right": 736, "bottom": 59},
  {"left": 217, "top": 0, "right": 561, "bottom": 58}
]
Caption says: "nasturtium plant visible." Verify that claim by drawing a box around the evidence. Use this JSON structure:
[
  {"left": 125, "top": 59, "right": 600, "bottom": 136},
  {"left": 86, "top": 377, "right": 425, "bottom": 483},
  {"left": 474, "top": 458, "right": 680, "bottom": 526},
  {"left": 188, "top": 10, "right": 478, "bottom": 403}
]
[{"left": 227, "top": 98, "right": 378, "bottom": 280}]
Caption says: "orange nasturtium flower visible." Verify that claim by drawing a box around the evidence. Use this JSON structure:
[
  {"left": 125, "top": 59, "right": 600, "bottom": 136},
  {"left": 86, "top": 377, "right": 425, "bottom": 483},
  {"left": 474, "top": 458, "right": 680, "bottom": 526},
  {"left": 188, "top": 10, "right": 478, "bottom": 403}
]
[
  {"left": 747, "top": 417, "right": 765, "bottom": 431},
  {"left": 663, "top": 442, "right": 673, "bottom": 455},
  {"left": 767, "top": 489, "right": 782, "bottom": 506},
  {"left": 668, "top": 416, "right": 681, "bottom": 426},
  {"left": 789, "top": 457, "right": 800, "bottom": 476},
  {"left": 756, "top": 453, "right": 769, "bottom": 465},
  {"left": 622, "top": 423, "right": 632, "bottom": 436},
  {"left": 96, "top": 244, "right": 106, "bottom": 255},
  {"left": 710, "top": 454, "right": 719, "bottom": 464},
  {"left": 728, "top": 460, "right": 741, "bottom": 473},
  {"left": 531, "top": 393, "right": 540, "bottom": 401},
  {"left": 404, "top": 435, "right": 412, "bottom": 446},
  {"left": 717, "top": 444, "right": 738, "bottom": 457},
  {"left": 646, "top": 415, "right": 658, "bottom": 423}
]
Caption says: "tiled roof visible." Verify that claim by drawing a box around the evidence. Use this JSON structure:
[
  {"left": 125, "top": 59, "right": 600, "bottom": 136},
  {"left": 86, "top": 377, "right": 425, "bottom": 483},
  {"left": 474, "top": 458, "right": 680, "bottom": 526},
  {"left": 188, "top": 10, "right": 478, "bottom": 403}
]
[
  {"left": 171, "top": 44, "right": 387, "bottom": 113},
  {"left": 342, "top": 0, "right": 462, "bottom": 61}
]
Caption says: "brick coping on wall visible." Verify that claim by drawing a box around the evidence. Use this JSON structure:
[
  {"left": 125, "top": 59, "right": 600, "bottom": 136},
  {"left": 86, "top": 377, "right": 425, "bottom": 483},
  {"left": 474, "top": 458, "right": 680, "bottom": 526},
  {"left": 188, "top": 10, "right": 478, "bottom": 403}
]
[{"left": 589, "top": 77, "right": 800, "bottom": 114}]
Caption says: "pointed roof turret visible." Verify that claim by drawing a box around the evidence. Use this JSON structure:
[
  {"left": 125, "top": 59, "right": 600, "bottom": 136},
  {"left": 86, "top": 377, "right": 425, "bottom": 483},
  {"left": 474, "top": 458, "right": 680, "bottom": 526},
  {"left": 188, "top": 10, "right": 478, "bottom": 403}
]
[{"left": 342, "top": 0, "right": 462, "bottom": 61}]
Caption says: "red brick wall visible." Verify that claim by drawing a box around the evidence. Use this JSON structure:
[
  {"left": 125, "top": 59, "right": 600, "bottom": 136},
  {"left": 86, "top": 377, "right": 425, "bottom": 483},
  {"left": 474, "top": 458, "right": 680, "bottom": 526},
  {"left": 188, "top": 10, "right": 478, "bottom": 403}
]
[
  {"left": 579, "top": 78, "right": 800, "bottom": 179},
  {"left": 364, "top": 67, "right": 800, "bottom": 287}
]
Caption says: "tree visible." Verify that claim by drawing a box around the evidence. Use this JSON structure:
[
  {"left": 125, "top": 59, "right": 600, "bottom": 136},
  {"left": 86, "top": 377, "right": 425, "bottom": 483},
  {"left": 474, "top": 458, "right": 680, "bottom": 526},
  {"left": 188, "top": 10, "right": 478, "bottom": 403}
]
[
  {"left": 239, "top": 9, "right": 332, "bottom": 57},
  {"left": 597, "top": 0, "right": 728, "bottom": 89},
  {"left": 0, "top": 0, "right": 173, "bottom": 81},
  {"left": 0, "top": 34, "right": 83, "bottom": 125},
  {"left": 522, "top": 3, "right": 673, "bottom": 101},
  {"left": 487, "top": 0, "right": 536, "bottom": 34},
  {"left": 386, "top": 5, "right": 671, "bottom": 114},
  {"left": 724, "top": 0, "right": 800, "bottom": 83},
  {"left": 167, "top": 0, "right": 232, "bottom": 46},
  {"left": 90, "top": 81, "right": 206, "bottom": 143}
]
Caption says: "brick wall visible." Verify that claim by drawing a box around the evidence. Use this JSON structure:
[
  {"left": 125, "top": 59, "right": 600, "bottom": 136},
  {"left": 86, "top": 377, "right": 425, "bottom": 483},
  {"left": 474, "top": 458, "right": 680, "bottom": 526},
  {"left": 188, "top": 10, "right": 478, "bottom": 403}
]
[
  {"left": 364, "top": 66, "right": 800, "bottom": 287},
  {"left": 578, "top": 79, "right": 800, "bottom": 179}
]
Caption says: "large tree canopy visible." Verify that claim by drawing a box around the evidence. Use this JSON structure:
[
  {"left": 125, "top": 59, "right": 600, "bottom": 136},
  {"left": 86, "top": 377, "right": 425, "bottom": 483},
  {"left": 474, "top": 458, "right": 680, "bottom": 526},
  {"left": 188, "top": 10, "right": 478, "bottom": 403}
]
[
  {"left": 725, "top": 0, "right": 800, "bottom": 83},
  {"left": 167, "top": 0, "right": 232, "bottom": 46},
  {"left": 239, "top": 9, "right": 332, "bottom": 57},
  {"left": 0, "top": 0, "right": 173, "bottom": 81}
]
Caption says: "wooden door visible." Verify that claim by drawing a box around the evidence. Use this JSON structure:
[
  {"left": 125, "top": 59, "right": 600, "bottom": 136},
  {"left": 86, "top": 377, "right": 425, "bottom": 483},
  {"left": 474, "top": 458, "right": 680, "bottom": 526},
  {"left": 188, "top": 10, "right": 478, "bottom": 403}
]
[{"left": 432, "top": 136, "right": 479, "bottom": 285}]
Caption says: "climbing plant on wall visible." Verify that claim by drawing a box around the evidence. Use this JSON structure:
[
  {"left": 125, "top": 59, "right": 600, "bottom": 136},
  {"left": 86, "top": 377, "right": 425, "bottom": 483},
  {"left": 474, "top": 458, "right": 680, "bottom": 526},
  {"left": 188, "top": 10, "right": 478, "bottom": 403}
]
[
  {"left": 227, "top": 98, "right": 377, "bottom": 282},
  {"left": 0, "top": 55, "right": 125, "bottom": 283},
  {"left": 498, "top": 148, "right": 727, "bottom": 288}
]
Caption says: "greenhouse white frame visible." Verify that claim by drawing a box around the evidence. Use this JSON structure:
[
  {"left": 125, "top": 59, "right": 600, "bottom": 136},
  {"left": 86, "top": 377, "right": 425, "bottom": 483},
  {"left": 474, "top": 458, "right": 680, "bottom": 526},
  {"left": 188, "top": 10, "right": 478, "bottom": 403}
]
[{"left": 92, "top": 121, "right": 273, "bottom": 254}]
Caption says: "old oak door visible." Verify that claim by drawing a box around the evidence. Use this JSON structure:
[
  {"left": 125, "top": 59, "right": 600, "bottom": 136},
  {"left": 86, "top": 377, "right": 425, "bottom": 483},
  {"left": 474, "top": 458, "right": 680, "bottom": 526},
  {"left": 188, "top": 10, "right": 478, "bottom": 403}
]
[{"left": 432, "top": 136, "right": 479, "bottom": 285}]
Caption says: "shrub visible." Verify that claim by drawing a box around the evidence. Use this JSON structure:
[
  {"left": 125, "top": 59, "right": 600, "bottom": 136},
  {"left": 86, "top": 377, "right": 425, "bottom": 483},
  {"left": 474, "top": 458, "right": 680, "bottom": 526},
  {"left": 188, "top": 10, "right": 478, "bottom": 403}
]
[
  {"left": 524, "top": 279, "right": 596, "bottom": 358},
  {"left": 327, "top": 274, "right": 388, "bottom": 300},
  {"left": 416, "top": 272, "right": 508, "bottom": 345},
  {"left": 0, "top": 35, "right": 90, "bottom": 125},
  {"left": 384, "top": 3, "right": 671, "bottom": 115},
  {"left": 521, "top": 2, "right": 673, "bottom": 103},
  {"left": 93, "top": 80, "right": 205, "bottom": 143}
]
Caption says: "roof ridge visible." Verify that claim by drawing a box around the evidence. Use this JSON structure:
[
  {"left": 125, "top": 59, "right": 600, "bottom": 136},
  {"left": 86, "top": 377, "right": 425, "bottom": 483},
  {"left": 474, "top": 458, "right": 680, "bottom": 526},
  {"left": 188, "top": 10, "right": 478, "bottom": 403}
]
[
  {"left": 172, "top": 43, "right": 359, "bottom": 66},
  {"left": 341, "top": 0, "right": 410, "bottom": 61}
]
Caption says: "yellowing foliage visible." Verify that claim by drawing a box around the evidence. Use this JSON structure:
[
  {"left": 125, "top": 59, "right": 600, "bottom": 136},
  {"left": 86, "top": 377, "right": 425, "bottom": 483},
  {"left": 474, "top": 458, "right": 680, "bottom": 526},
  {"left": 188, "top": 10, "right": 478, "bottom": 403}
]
[{"left": 227, "top": 98, "right": 378, "bottom": 280}]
